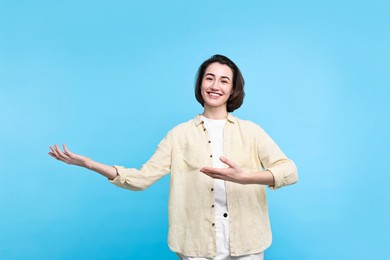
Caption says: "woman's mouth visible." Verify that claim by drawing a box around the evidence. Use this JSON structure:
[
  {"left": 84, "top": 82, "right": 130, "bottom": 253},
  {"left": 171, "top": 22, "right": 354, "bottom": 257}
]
[{"left": 207, "top": 92, "right": 222, "bottom": 98}]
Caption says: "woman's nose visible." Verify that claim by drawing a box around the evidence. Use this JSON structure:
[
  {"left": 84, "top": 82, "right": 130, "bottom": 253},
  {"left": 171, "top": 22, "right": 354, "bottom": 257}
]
[{"left": 210, "top": 81, "right": 220, "bottom": 90}]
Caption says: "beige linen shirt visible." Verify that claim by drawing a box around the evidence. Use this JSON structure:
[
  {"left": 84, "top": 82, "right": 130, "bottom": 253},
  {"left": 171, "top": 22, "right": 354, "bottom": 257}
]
[{"left": 110, "top": 114, "right": 298, "bottom": 257}]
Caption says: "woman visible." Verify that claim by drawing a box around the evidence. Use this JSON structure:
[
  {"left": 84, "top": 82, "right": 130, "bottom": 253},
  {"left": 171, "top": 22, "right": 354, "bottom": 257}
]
[{"left": 49, "top": 54, "right": 298, "bottom": 260}]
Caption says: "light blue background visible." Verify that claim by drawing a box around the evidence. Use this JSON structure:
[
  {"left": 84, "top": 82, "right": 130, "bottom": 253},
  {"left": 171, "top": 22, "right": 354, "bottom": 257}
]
[{"left": 0, "top": 1, "right": 388, "bottom": 259}]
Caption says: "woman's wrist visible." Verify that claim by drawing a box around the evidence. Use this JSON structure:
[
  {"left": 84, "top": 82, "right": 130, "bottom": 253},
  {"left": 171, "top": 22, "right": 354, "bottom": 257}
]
[
  {"left": 245, "top": 171, "right": 275, "bottom": 185},
  {"left": 82, "top": 157, "right": 94, "bottom": 169}
]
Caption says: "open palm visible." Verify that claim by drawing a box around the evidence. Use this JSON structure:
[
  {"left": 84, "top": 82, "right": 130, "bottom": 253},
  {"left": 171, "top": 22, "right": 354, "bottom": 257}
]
[{"left": 48, "top": 144, "right": 89, "bottom": 167}]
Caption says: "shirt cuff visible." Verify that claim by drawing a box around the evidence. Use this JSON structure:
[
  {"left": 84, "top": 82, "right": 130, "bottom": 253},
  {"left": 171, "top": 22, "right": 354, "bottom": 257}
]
[
  {"left": 266, "top": 160, "right": 298, "bottom": 190},
  {"left": 109, "top": 165, "right": 127, "bottom": 185}
]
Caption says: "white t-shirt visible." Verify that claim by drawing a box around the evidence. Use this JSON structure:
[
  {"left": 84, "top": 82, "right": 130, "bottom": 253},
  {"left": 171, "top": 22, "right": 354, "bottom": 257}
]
[{"left": 201, "top": 116, "right": 228, "bottom": 218}]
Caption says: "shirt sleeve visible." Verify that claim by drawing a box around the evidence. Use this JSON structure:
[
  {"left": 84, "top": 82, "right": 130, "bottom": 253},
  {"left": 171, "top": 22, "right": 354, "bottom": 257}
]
[
  {"left": 109, "top": 131, "right": 173, "bottom": 191},
  {"left": 255, "top": 126, "right": 298, "bottom": 190}
]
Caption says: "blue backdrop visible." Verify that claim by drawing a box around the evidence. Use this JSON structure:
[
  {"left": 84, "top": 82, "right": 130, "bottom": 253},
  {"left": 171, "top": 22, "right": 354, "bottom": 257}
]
[{"left": 0, "top": 1, "right": 388, "bottom": 259}]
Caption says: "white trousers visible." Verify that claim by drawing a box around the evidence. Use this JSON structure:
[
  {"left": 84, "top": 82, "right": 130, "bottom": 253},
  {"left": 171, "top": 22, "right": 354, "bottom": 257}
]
[{"left": 179, "top": 216, "right": 264, "bottom": 260}]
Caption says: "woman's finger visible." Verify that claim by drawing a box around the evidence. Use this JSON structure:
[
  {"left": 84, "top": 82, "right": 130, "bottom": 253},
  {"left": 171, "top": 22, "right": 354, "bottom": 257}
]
[
  {"left": 63, "top": 144, "right": 71, "bottom": 155},
  {"left": 201, "top": 167, "right": 228, "bottom": 175},
  {"left": 54, "top": 144, "right": 71, "bottom": 161},
  {"left": 50, "top": 146, "right": 66, "bottom": 162},
  {"left": 205, "top": 172, "right": 226, "bottom": 181},
  {"left": 48, "top": 152, "right": 59, "bottom": 160},
  {"left": 201, "top": 168, "right": 228, "bottom": 178},
  {"left": 219, "top": 156, "right": 237, "bottom": 169},
  {"left": 202, "top": 171, "right": 217, "bottom": 178},
  {"left": 50, "top": 146, "right": 60, "bottom": 157},
  {"left": 49, "top": 148, "right": 65, "bottom": 162}
]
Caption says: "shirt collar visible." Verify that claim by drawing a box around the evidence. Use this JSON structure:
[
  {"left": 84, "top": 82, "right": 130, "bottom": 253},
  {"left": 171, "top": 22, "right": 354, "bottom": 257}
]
[{"left": 194, "top": 113, "right": 237, "bottom": 126}]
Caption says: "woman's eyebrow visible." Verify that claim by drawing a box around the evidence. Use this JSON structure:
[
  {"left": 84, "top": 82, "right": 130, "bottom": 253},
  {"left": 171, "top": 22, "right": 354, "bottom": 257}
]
[
  {"left": 205, "top": 73, "right": 231, "bottom": 81},
  {"left": 205, "top": 73, "right": 215, "bottom": 77}
]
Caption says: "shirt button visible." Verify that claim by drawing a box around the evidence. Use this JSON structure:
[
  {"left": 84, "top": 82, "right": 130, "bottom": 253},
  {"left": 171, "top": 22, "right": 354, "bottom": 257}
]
[
  {"left": 208, "top": 140, "right": 211, "bottom": 143},
  {"left": 210, "top": 155, "right": 212, "bottom": 158},
  {"left": 223, "top": 213, "right": 228, "bottom": 218},
  {"left": 203, "top": 128, "right": 206, "bottom": 131},
  {"left": 211, "top": 205, "right": 214, "bottom": 208},
  {"left": 212, "top": 223, "right": 215, "bottom": 226},
  {"left": 211, "top": 188, "right": 214, "bottom": 191}
]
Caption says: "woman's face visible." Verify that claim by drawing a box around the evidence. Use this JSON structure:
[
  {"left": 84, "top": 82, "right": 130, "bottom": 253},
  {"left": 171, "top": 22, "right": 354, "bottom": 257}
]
[{"left": 201, "top": 62, "right": 233, "bottom": 112}]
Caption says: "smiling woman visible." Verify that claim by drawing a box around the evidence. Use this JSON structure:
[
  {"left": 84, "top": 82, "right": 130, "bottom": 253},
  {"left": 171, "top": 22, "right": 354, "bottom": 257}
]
[
  {"left": 202, "top": 62, "right": 234, "bottom": 112},
  {"left": 48, "top": 54, "right": 298, "bottom": 260},
  {"left": 195, "top": 54, "right": 245, "bottom": 114}
]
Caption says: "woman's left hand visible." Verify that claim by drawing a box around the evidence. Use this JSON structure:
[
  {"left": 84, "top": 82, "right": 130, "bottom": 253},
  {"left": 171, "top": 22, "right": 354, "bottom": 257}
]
[{"left": 200, "top": 156, "right": 251, "bottom": 184}]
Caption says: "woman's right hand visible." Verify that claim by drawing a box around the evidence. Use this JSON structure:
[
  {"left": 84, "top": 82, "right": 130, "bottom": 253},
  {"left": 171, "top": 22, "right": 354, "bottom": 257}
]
[{"left": 48, "top": 144, "right": 90, "bottom": 168}]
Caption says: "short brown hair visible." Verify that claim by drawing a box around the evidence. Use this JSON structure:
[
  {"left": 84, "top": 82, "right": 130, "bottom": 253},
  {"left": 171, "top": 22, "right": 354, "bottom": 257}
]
[{"left": 195, "top": 54, "right": 245, "bottom": 112}]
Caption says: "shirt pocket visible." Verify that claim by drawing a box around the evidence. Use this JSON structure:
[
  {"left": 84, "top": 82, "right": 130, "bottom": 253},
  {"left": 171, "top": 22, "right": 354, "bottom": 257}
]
[{"left": 178, "top": 143, "right": 205, "bottom": 172}]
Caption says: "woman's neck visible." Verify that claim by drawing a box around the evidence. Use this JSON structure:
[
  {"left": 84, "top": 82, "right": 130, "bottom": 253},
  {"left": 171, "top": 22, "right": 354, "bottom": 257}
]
[{"left": 202, "top": 106, "right": 228, "bottom": 120}]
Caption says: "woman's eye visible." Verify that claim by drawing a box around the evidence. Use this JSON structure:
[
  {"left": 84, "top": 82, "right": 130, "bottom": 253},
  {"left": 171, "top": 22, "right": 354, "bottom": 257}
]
[
  {"left": 206, "top": 77, "right": 213, "bottom": 81},
  {"left": 221, "top": 80, "right": 228, "bottom": 84}
]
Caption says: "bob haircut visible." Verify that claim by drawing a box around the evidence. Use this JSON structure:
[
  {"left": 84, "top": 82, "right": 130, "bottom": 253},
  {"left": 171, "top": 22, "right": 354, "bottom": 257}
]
[{"left": 195, "top": 54, "right": 245, "bottom": 113}]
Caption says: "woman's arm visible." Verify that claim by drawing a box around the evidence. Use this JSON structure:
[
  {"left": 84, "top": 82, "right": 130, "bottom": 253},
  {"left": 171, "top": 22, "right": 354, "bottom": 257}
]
[
  {"left": 255, "top": 127, "right": 298, "bottom": 190},
  {"left": 48, "top": 144, "right": 118, "bottom": 180}
]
